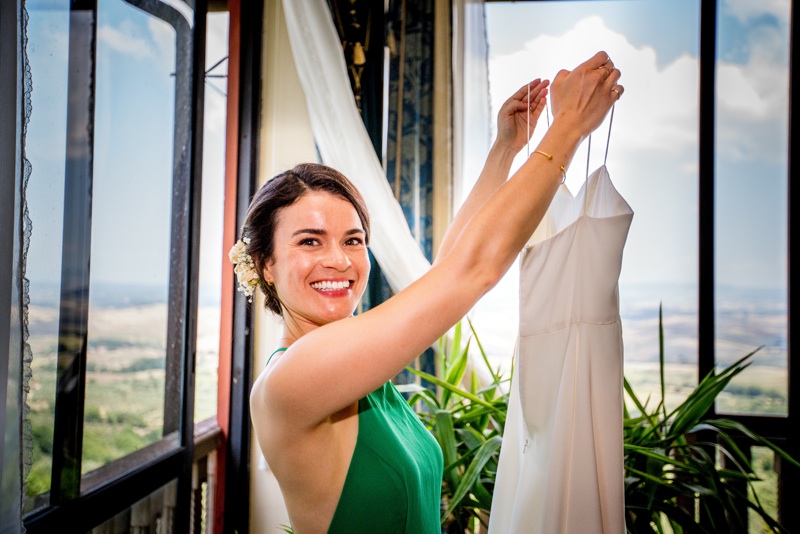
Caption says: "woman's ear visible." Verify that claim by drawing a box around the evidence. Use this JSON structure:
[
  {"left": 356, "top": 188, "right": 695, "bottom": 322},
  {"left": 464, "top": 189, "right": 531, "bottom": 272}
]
[{"left": 262, "top": 264, "right": 274, "bottom": 286}]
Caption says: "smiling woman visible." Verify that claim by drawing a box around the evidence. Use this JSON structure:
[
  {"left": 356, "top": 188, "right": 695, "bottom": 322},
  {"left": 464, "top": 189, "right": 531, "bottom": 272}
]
[{"left": 241, "top": 49, "right": 623, "bottom": 531}]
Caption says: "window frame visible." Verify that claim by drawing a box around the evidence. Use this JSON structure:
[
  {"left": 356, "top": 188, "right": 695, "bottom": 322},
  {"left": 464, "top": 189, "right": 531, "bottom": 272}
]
[
  {"left": 218, "top": 0, "right": 262, "bottom": 531},
  {"left": 20, "top": 0, "right": 210, "bottom": 530},
  {"left": 1, "top": 0, "right": 23, "bottom": 528}
]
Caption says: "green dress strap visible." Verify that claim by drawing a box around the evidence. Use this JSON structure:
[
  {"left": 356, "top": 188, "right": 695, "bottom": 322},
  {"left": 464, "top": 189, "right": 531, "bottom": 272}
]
[{"left": 265, "top": 347, "right": 287, "bottom": 367}]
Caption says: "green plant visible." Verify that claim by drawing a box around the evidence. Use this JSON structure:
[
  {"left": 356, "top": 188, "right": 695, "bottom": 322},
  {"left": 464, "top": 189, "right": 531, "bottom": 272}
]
[
  {"left": 399, "top": 319, "right": 509, "bottom": 533},
  {"left": 623, "top": 306, "right": 800, "bottom": 533},
  {"left": 405, "top": 310, "right": 800, "bottom": 534}
]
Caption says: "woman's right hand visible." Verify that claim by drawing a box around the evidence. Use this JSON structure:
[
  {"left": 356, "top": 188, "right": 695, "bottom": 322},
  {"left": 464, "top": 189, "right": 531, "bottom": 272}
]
[{"left": 550, "top": 51, "right": 623, "bottom": 139}]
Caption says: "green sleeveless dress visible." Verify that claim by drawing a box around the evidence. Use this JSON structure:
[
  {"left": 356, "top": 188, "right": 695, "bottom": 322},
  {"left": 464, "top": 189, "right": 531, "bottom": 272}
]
[
  {"left": 265, "top": 349, "right": 443, "bottom": 533},
  {"left": 327, "top": 381, "right": 443, "bottom": 533}
]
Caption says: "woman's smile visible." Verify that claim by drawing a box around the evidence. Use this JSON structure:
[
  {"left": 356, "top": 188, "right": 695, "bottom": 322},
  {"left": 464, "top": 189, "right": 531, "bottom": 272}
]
[{"left": 310, "top": 279, "right": 353, "bottom": 292}]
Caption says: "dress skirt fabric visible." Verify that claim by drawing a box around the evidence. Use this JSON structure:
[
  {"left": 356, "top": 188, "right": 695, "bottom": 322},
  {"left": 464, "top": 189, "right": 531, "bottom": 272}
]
[{"left": 489, "top": 166, "right": 633, "bottom": 533}]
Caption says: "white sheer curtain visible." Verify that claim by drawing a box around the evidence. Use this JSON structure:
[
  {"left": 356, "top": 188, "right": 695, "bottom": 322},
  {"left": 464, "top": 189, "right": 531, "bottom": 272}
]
[
  {"left": 280, "top": 0, "right": 431, "bottom": 292},
  {"left": 452, "top": 0, "right": 491, "bottom": 208}
]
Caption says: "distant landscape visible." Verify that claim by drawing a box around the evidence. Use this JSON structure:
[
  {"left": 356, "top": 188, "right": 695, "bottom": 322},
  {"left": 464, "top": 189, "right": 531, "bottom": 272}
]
[
  {"left": 473, "top": 281, "right": 788, "bottom": 415},
  {"left": 23, "top": 283, "right": 220, "bottom": 512}
]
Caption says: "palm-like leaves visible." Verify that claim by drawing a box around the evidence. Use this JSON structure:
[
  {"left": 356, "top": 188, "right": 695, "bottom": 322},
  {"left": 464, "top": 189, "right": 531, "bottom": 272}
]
[
  {"left": 623, "top": 305, "right": 799, "bottom": 533},
  {"left": 398, "top": 319, "right": 509, "bottom": 533}
]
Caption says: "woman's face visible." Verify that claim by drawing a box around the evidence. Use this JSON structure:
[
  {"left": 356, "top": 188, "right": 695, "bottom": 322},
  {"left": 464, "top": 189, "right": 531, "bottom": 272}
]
[{"left": 263, "top": 191, "right": 370, "bottom": 333}]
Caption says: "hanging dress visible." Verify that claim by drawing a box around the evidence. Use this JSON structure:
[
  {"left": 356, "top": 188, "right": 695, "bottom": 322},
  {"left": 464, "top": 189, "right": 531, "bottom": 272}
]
[{"left": 489, "top": 135, "right": 633, "bottom": 533}]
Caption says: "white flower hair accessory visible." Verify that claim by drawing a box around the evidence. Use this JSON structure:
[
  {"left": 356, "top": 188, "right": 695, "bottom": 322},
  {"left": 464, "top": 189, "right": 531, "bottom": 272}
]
[{"left": 228, "top": 237, "right": 260, "bottom": 302}]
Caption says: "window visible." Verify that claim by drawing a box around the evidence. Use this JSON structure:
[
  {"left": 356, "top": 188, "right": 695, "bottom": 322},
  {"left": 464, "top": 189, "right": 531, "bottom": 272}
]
[
  {"left": 195, "top": 11, "right": 229, "bottom": 423},
  {"left": 713, "top": 1, "right": 790, "bottom": 416},
  {"left": 21, "top": 0, "right": 213, "bottom": 529},
  {"left": 480, "top": 0, "right": 797, "bottom": 528},
  {"left": 481, "top": 0, "right": 792, "bottom": 419},
  {"left": 482, "top": 0, "right": 702, "bottom": 409},
  {"left": 24, "top": 1, "right": 70, "bottom": 510},
  {"left": 82, "top": 0, "right": 180, "bottom": 473}
]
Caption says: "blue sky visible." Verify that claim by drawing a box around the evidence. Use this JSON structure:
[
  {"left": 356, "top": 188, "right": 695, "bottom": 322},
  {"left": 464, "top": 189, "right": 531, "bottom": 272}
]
[
  {"left": 25, "top": 0, "right": 228, "bottom": 302},
  {"left": 485, "top": 0, "right": 789, "bottom": 292}
]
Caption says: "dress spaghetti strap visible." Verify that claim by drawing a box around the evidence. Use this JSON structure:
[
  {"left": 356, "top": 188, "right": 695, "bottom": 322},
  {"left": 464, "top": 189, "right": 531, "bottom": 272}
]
[{"left": 266, "top": 347, "right": 287, "bottom": 367}]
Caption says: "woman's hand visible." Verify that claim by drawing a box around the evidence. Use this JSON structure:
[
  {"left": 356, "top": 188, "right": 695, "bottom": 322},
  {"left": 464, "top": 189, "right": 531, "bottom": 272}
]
[
  {"left": 550, "top": 51, "right": 623, "bottom": 140},
  {"left": 495, "top": 79, "right": 549, "bottom": 154}
]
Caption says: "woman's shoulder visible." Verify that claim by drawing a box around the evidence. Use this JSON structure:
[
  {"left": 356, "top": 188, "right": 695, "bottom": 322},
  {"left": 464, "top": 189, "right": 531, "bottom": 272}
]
[{"left": 251, "top": 357, "right": 359, "bottom": 450}]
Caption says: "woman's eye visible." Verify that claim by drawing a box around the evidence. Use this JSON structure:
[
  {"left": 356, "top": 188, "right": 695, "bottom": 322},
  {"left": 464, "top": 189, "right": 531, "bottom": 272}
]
[
  {"left": 345, "top": 237, "right": 364, "bottom": 246},
  {"left": 299, "top": 238, "right": 319, "bottom": 246}
]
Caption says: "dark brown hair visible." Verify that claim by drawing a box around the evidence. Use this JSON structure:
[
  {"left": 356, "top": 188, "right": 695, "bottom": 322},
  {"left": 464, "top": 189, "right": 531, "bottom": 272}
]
[{"left": 241, "top": 163, "right": 371, "bottom": 315}]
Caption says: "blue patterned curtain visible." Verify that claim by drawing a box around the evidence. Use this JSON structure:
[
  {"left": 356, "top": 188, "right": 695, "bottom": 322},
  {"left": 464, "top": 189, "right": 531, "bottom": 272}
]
[
  {"left": 386, "top": 0, "right": 435, "bottom": 261},
  {"left": 385, "top": 0, "right": 436, "bottom": 383}
]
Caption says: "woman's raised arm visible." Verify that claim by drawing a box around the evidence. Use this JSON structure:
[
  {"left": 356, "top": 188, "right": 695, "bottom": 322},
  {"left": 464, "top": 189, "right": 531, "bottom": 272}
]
[
  {"left": 436, "top": 78, "right": 548, "bottom": 263},
  {"left": 256, "top": 51, "right": 623, "bottom": 428}
]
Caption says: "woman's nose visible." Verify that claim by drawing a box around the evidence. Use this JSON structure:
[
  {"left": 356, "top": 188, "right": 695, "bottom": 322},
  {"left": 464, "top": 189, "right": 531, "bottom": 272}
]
[{"left": 323, "top": 244, "right": 351, "bottom": 270}]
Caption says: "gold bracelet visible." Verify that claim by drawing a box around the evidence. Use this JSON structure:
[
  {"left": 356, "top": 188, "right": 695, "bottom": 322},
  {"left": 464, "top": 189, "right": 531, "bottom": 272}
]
[{"left": 534, "top": 150, "right": 567, "bottom": 184}]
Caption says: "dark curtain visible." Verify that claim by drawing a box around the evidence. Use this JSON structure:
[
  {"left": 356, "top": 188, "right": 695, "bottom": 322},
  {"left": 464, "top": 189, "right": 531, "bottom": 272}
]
[{"left": 385, "top": 0, "right": 436, "bottom": 383}]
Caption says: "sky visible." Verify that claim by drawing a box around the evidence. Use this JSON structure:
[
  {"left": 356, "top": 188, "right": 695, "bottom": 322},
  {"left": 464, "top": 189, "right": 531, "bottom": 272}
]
[
  {"left": 23, "top": 0, "right": 789, "bottom": 304},
  {"left": 25, "top": 0, "right": 229, "bottom": 304},
  {"left": 468, "top": 0, "right": 790, "bottom": 364},
  {"left": 483, "top": 0, "right": 789, "bottom": 293}
]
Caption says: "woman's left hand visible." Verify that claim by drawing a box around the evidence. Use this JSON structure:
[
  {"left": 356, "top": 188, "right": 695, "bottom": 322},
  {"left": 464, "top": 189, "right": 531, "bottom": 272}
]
[{"left": 496, "top": 78, "right": 549, "bottom": 154}]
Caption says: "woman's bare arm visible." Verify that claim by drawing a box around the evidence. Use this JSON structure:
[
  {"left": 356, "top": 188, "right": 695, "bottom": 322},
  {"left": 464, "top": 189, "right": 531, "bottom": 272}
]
[
  {"left": 435, "top": 79, "right": 548, "bottom": 263},
  {"left": 253, "top": 51, "right": 622, "bottom": 430}
]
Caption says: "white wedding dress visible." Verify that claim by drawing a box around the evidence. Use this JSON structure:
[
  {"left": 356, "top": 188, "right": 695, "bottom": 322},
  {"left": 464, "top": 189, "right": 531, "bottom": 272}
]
[{"left": 488, "top": 163, "right": 633, "bottom": 533}]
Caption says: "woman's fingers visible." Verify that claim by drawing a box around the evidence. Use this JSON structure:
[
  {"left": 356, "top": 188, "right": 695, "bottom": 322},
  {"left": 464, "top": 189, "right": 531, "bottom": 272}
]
[
  {"left": 603, "top": 63, "right": 623, "bottom": 100},
  {"left": 583, "top": 50, "right": 612, "bottom": 71},
  {"left": 549, "top": 51, "right": 623, "bottom": 135},
  {"left": 493, "top": 78, "right": 551, "bottom": 151},
  {"left": 502, "top": 79, "right": 546, "bottom": 117},
  {"left": 530, "top": 95, "right": 546, "bottom": 123},
  {"left": 513, "top": 78, "right": 541, "bottom": 100}
]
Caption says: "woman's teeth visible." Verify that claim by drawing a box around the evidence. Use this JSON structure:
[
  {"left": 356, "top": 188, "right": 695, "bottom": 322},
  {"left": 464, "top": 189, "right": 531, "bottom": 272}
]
[{"left": 311, "top": 281, "right": 350, "bottom": 290}]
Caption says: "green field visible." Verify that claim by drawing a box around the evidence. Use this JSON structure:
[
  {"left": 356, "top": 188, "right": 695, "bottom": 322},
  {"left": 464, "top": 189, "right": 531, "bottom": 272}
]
[{"left": 23, "top": 304, "right": 219, "bottom": 512}]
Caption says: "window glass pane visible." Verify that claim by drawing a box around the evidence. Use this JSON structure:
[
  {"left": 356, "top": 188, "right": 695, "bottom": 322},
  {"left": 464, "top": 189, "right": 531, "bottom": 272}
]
[
  {"left": 24, "top": 0, "right": 70, "bottom": 514},
  {"left": 81, "top": 0, "right": 184, "bottom": 474},
  {"left": 195, "top": 12, "right": 229, "bottom": 423},
  {"left": 484, "top": 0, "right": 700, "bottom": 408},
  {"left": 749, "top": 446, "right": 779, "bottom": 532},
  {"left": 714, "top": 0, "right": 789, "bottom": 415},
  {"left": 89, "top": 478, "right": 178, "bottom": 532}
]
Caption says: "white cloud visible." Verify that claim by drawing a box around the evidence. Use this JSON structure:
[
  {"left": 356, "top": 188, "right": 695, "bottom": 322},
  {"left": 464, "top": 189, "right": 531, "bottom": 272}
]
[
  {"left": 97, "top": 16, "right": 177, "bottom": 75},
  {"left": 489, "top": 14, "right": 789, "bottom": 166},
  {"left": 490, "top": 16, "right": 698, "bottom": 159},
  {"left": 148, "top": 17, "right": 176, "bottom": 72},
  {"left": 717, "top": 22, "right": 789, "bottom": 163}
]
